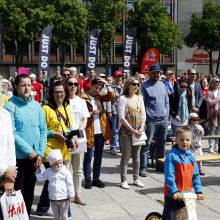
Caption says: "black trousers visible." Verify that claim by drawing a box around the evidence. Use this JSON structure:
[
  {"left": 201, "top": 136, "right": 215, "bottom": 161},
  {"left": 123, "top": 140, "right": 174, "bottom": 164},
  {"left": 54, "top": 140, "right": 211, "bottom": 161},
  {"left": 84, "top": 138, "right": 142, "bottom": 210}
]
[{"left": 14, "top": 158, "right": 37, "bottom": 216}]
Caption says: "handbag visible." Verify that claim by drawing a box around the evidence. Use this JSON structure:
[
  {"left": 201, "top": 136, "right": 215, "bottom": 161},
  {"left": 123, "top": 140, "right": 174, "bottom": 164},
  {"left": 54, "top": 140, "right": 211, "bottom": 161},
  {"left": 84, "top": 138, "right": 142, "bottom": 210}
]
[
  {"left": 0, "top": 190, "right": 29, "bottom": 220},
  {"left": 71, "top": 137, "right": 87, "bottom": 154},
  {"left": 132, "top": 132, "right": 147, "bottom": 146}
]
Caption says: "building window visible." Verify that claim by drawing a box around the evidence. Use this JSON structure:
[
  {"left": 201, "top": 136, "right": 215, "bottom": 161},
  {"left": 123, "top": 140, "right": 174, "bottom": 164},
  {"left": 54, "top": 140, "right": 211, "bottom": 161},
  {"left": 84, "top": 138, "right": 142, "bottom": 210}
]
[
  {"left": 115, "top": 43, "right": 123, "bottom": 56},
  {"left": 164, "top": 3, "right": 171, "bottom": 15},
  {"left": 4, "top": 41, "right": 14, "bottom": 55},
  {"left": 76, "top": 43, "right": 84, "bottom": 55}
]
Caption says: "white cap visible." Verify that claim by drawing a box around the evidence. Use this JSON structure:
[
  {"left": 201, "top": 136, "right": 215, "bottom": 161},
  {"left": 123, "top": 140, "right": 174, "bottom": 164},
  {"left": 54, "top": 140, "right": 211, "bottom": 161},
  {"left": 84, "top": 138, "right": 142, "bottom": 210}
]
[
  {"left": 29, "top": 73, "right": 36, "bottom": 78},
  {"left": 79, "top": 73, "right": 83, "bottom": 76},
  {"left": 99, "top": 73, "right": 106, "bottom": 77},
  {"left": 47, "top": 149, "right": 63, "bottom": 166},
  {"left": 70, "top": 67, "right": 77, "bottom": 72},
  {"left": 2, "top": 79, "right": 11, "bottom": 85},
  {"left": 189, "top": 112, "right": 199, "bottom": 119}
]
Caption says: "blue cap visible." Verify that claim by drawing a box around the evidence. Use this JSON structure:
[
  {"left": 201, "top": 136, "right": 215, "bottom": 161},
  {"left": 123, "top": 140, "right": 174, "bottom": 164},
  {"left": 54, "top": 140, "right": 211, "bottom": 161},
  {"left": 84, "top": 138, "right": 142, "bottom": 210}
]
[{"left": 149, "top": 64, "right": 161, "bottom": 72}]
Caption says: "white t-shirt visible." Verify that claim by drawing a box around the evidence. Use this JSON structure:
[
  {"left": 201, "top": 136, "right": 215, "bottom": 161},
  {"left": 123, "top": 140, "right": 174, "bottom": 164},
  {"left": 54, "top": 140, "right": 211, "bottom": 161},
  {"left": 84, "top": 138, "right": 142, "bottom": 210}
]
[
  {"left": 69, "top": 96, "right": 90, "bottom": 130},
  {"left": 89, "top": 95, "right": 102, "bottom": 134}
]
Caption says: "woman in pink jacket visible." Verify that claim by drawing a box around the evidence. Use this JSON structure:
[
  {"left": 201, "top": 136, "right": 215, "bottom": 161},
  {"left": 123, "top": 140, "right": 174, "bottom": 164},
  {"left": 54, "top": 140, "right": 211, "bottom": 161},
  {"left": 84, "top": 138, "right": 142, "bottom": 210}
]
[{"left": 205, "top": 77, "right": 220, "bottom": 154}]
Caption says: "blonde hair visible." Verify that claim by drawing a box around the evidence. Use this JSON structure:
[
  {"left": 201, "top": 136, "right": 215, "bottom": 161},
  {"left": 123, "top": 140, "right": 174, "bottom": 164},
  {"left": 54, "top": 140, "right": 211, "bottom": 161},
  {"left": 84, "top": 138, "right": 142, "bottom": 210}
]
[
  {"left": 122, "top": 77, "right": 140, "bottom": 97},
  {"left": 208, "top": 77, "right": 219, "bottom": 90},
  {"left": 175, "top": 127, "right": 192, "bottom": 139}
]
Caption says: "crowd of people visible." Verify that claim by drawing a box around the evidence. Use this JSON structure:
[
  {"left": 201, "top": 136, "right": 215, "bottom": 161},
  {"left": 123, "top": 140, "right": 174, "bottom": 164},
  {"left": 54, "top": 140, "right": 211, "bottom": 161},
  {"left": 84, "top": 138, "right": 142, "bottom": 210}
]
[{"left": 0, "top": 64, "right": 218, "bottom": 219}]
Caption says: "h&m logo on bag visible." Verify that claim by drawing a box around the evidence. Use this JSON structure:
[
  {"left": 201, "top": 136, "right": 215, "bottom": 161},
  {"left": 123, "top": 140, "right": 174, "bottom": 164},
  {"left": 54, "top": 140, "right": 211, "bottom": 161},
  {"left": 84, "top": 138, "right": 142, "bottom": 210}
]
[{"left": 8, "top": 201, "right": 25, "bottom": 217}]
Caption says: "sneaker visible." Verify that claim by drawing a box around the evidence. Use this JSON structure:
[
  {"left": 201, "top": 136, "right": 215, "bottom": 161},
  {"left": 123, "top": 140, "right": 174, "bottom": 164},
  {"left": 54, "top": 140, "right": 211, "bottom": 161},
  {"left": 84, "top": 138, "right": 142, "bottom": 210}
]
[
  {"left": 84, "top": 180, "right": 92, "bottom": 189},
  {"left": 92, "top": 179, "right": 105, "bottom": 188},
  {"left": 133, "top": 179, "right": 144, "bottom": 188},
  {"left": 120, "top": 181, "right": 130, "bottom": 189},
  {"left": 199, "top": 169, "right": 205, "bottom": 176},
  {"left": 209, "top": 147, "right": 217, "bottom": 154},
  {"left": 111, "top": 148, "right": 117, "bottom": 155},
  {"left": 139, "top": 168, "right": 147, "bottom": 177},
  {"left": 35, "top": 210, "right": 53, "bottom": 216}
]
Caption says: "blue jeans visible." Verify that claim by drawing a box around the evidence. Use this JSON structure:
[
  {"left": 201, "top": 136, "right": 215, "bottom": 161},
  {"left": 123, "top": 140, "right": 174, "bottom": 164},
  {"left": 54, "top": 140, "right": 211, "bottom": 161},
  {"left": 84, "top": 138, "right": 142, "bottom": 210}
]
[
  {"left": 110, "top": 114, "right": 119, "bottom": 149},
  {"left": 140, "top": 119, "right": 168, "bottom": 170},
  {"left": 83, "top": 134, "right": 105, "bottom": 181}
]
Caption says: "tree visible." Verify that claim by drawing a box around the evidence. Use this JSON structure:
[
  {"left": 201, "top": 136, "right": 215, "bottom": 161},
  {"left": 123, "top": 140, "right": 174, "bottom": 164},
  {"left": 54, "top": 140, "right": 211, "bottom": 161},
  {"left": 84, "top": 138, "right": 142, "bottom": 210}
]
[
  {"left": 0, "top": 0, "right": 37, "bottom": 68},
  {"left": 0, "top": 0, "right": 88, "bottom": 69},
  {"left": 31, "top": 0, "right": 88, "bottom": 68},
  {"left": 127, "top": 0, "right": 183, "bottom": 67},
  {"left": 185, "top": 0, "right": 220, "bottom": 76},
  {"left": 87, "top": 0, "right": 126, "bottom": 69}
]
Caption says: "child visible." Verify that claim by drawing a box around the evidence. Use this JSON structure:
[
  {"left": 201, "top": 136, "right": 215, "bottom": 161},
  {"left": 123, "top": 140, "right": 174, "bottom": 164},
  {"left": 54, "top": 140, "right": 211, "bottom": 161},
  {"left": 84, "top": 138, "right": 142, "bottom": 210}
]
[
  {"left": 162, "top": 127, "right": 204, "bottom": 220},
  {"left": 187, "top": 113, "right": 205, "bottom": 175},
  {"left": 36, "top": 149, "right": 74, "bottom": 220}
]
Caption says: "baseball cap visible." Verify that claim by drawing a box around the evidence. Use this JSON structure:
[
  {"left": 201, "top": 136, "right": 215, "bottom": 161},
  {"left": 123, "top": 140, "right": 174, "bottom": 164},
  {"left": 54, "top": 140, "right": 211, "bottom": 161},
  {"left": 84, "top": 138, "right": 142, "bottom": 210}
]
[
  {"left": 29, "top": 73, "right": 36, "bottom": 78},
  {"left": 166, "top": 70, "right": 174, "bottom": 75},
  {"left": 149, "top": 64, "right": 161, "bottom": 73},
  {"left": 189, "top": 113, "right": 199, "bottom": 119},
  {"left": 114, "top": 70, "right": 123, "bottom": 77},
  {"left": 99, "top": 73, "right": 106, "bottom": 77}
]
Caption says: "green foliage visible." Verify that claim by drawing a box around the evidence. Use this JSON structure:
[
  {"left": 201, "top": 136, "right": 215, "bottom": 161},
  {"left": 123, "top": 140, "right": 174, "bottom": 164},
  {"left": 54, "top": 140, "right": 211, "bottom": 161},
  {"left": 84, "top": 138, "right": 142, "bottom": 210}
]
[
  {"left": 185, "top": 0, "right": 220, "bottom": 51},
  {"left": 87, "top": 0, "right": 126, "bottom": 56},
  {"left": 0, "top": 0, "right": 88, "bottom": 67},
  {"left": 127, "top": 0, "right": 183, "bottom": 63},
  {"left": 32, "top": 0, "right": 88, "bottom": 47},
  {"left": 185, "top": 0, "right": 220, "bottom": 75}
]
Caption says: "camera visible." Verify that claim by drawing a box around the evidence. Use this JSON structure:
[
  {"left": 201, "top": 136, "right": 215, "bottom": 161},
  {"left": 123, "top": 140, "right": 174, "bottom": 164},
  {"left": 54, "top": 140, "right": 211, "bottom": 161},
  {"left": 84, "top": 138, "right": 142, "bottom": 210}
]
[{"left": 63, "top": 130, "right": 84, "bottom": 149}]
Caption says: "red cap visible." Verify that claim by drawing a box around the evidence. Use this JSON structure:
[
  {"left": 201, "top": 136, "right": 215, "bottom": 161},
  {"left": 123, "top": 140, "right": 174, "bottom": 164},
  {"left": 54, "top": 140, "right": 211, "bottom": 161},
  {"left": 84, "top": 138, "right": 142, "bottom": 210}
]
[{"left": 114, "top": 70, "right": 123, "bottom": 77}]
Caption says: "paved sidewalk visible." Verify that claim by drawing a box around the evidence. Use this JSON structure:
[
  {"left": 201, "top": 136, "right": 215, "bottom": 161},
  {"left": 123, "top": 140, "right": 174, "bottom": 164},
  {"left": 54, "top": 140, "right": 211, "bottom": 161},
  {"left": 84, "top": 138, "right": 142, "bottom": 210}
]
[{"left": 31, "top": 141, "right": 220, "bottom": 220}]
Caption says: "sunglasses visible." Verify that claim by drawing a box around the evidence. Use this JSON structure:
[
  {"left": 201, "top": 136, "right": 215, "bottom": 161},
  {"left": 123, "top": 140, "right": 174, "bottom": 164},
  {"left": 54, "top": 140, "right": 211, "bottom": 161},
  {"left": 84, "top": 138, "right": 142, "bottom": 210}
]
[
  {"left": 192, "top": 118, "right": 199, "bottom": 121},
  {"left": 140, "top": 78, "right": 145, "bottom": 81},
  {"left": 132, "top": 83, "right": 139, "bottom": 87},
  {"left": 180, "top": 85, "right": 187, "bottom": 88},
  {"left": 62, "top": 74, "right": 70, "bottom": 77},
  {"left": 215, "top": 80, "right": 220, "bottom": 83},
  {"left": 67, "top": 82, "right": 79, "bottom": 87}
]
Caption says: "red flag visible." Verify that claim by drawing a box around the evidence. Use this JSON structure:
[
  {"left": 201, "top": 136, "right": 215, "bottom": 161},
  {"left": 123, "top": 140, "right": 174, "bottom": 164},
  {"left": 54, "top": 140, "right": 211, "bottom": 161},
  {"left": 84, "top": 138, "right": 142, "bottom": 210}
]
[{"left": 140, "top": 48, "right": 160, "bottom": 74}]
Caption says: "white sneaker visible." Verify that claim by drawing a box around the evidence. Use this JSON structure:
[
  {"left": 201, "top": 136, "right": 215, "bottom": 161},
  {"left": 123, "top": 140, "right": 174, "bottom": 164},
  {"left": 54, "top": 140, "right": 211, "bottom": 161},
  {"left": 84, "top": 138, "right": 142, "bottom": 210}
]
[
  {"left": 133, "top": 180, "right": 144, "bottom": 188},
  {"left": 209, "top": 146, "right": 217, "bottom": 154},
  {"left": 120, "top": 181, "right": 130, "bottom": 189}
]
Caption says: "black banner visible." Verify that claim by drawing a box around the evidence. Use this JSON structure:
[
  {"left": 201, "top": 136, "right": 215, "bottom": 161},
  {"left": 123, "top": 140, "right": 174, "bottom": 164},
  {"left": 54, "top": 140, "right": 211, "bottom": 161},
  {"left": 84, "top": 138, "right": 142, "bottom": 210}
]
[
  {"left": 86, "top": 28, "right": 101, "bottom": 72},
  {"left": 123, "top": 27, "right": 137, "bottom": 76},
  {"left": 0, "top": 23, "right": 3, "bottom": 63},
  {"left": 38, "top": 26, "right": 52, "bottom": 76}
]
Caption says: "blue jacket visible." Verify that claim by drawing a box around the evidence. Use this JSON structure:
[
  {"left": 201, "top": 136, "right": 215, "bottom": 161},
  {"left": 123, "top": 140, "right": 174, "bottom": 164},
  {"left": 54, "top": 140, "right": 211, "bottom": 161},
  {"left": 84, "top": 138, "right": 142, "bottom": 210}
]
[
  {"left": 4, "top": 96, "right": 47, "bottom": 159},
  {"left": 164, "top": 145, "right": 202, "bottom": 197}
]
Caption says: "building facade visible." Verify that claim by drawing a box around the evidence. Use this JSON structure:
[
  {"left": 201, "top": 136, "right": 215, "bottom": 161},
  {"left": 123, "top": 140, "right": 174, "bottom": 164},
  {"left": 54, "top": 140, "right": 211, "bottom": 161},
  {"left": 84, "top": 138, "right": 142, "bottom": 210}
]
[{"left": 0, "top": 0, "right": 219, "bottom": 78}]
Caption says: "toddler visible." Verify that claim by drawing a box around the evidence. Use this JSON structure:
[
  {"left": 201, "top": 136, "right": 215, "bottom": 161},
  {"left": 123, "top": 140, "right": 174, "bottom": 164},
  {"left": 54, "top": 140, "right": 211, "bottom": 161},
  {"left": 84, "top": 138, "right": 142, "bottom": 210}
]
[
  {"left": 187, "top": 113, "right": 205, "bottom": 175},
  {"left": 36, "top": 149, "right": 74, "bottom": 220}
]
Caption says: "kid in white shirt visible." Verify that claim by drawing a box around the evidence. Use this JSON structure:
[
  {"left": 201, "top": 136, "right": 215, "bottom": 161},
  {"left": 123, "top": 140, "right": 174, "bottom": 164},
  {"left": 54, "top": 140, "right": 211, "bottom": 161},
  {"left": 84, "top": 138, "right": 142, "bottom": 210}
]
[{"left": 36, "top": 149, "right": 74, "bottom": 220}]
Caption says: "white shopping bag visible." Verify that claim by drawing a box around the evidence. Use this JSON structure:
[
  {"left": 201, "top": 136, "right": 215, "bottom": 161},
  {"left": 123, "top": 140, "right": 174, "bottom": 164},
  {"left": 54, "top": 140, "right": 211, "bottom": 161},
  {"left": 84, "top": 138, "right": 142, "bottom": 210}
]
[{"left": 0, "top": 190, "right": 29, "bottom": 220}]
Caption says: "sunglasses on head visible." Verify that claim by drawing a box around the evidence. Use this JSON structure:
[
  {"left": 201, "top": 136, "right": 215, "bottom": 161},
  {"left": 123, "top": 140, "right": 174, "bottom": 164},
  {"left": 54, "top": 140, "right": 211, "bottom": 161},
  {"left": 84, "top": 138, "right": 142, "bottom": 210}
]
[
  {"left": 67, "top": 82, "right": 79, "bottom": 87},
  {"left": 132, "top": 83, "right": 139, "bottom": 87}
]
